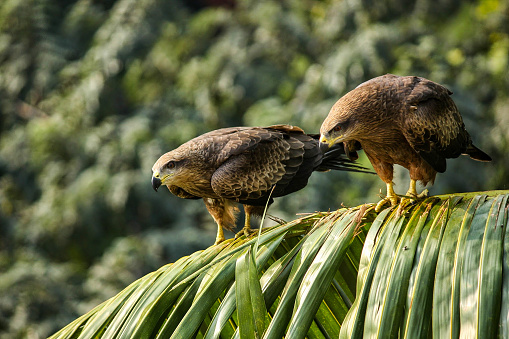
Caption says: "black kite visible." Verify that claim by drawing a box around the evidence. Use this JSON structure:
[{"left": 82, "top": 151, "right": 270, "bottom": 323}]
[
  {"left": 152, "top": 125, "right": 366, "bottom": 244},
  {"left": 320, "top": 74, "right": 491, "bottom": 211}
]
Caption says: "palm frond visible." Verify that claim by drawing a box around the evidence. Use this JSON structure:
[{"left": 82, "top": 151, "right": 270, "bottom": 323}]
[{"left": 50, "top": 190, "right": 509, "bottom": 338}]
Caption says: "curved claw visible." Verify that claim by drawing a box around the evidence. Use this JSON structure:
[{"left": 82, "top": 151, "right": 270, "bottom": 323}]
[
  {"left": 402, "top": 188, "right": 429, "bottom": 203},
  {"left": 397, "top": 186, "right": 430, "bottom": 214},
  {"left": 234, "top": 225, "right": 256, "bottom": 239},
  {"left": 375, "top": 195, "right": 400, "bottom": 212},
  {"left": 404, "top": 180, "right": 429, "bottom": 200},
  {"left": 397, "top": 197, "right": 414, "bottom": 214},
  {"left": 417, "top": 189, "right": 429, "bottom": 199}
]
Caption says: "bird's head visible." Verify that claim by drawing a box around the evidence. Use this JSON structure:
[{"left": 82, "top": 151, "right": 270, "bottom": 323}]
[
  {"left": 320, "top": 79, "right": 380, "bottom": 150},
  {"left": 319, "top": 90, "right": 365, "bottom": 150},
  {"left": 319, "top": 113, "right": 355, "bottom": 150},
  {"left": 151, "top": 151, "right": 186, "bottom": 192}
]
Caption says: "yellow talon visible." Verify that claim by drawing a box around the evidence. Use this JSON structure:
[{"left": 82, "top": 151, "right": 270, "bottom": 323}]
[
  {"left": 375, "top": 182, "right": 399, "bottom": 212},
  {"left": 397, "top": 181, "right": 430, "bottom": 214},
  {"left": 234, "top": 212, "right": 257, "bottom": 239},
  {"left": 214, "top": 224, "right": 225, "bottom": 245},
  {"left": 234, "top": 225, "right": 256, "bottom": 239},
  {"left": 402, "top": 180, "right": 429, "bottom": 202}
]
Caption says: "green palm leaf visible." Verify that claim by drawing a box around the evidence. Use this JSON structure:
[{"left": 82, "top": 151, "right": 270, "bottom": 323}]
[{"left": 49, "top": 191, "right": 509, "bottom": 338}]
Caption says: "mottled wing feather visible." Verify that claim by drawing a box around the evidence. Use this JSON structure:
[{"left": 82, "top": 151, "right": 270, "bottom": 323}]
[
  {"left": 268, "top": 133, "right": 311, "bottom": 195},
  {"left": 266, "top": 124, "right": 305, "bottom": 133},
  {"left": 213, "top": 125, "right": 305, "bottom": 164},
  {"left": 190, "top": 127, "right": 262, "bottom": 162},
  {"left": 211, "top": 134, "right": 291, "bottom": 201},
  {"left": 398, "top": 77, "right": 470, "bottom": 172},
  {"left": 205, "top": 128, "right": 271, "bottom": 165},
  {"left": 210, "top": 127, "right": 311, "bottom": 202}
]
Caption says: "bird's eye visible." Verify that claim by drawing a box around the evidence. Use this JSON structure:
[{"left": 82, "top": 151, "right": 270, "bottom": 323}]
[
  {"left": 333, "top": 125, "right": 341, "bottom": 132},
  {"left": 166, "top": 161, "right": 176, "bottom": 170}
]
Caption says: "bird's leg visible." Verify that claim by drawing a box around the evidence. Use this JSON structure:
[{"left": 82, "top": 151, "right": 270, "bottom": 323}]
[
  {"left": 404, "top": 179, "right": 429, "bottom": 199},
  {"left": 243, "top": 212, "right": 252, "bottom": 236},
  {"left": 399, "top": 179, "right": 418, "bottom": 211},
  {"left": 235, "top": 212, "right": 256, "bottom": 239},
  {"left": 398, "top": 179, "right": 429, "bottom": 213},
  {"left": 375, "top": 182, "right": 400, "bottom": 212},
  {"left": 404, "top": 179, "right": 418, "bottom": 199},
  {"left": 367, "top": 156, "right": 398, "bottom": 212},
  {"left": 204, "top": 198, "right": 238, "bottom": 245},
  {"left": 402, "top": 179, "right": 429, "bottom": 202},
  {"left": 235, "top": 205, "right": 265, "bottom": 239},
  {"left": 214, "top": 224, "right": 225, "bottom": 245}
]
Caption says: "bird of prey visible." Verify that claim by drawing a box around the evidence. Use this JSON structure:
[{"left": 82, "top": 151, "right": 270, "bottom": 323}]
[
  {"left": 152, "top": 125, "right": 367, "bottom": 244},
  {"left": 319, "top": 74, "right": 492, "bottom": 211}
]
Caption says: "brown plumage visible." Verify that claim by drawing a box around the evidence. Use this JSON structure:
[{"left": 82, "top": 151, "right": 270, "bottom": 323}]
[
  {"left": 319, "top": 74, "right": 492, "bottom": 211},
  {"left": 151, "top": 124, "right": 366, "bottom": 244}
]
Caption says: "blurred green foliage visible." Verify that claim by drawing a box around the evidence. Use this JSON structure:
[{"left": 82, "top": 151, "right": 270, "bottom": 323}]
[{"left": 0, "top": 0, "right": 507, "bottom": 337}]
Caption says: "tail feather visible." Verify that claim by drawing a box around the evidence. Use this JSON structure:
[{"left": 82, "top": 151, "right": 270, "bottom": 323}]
[
  {"left": 318, "top": 160, "right": 374, "bottom": 174},
  {"left": 307, "top": 134, "right": 373, "bottom": 173},
  {"left": 465, "top": 144, "right": 492, "bottom": 162},
  {"left": 318, "top": 143, "right": 374, "bottom": 174}
]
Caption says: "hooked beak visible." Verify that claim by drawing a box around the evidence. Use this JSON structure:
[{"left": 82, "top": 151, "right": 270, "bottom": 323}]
[
  {"left": 151, "top": 173, "right": 162, "bottom": 192},
  {"left": 319, "top": 133, "right": 344, "bottom": 150},
  {"left": 319, "top": 134, "right": 332, "bottom": 152}
]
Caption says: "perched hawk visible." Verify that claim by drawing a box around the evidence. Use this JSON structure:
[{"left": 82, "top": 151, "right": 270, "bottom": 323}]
[
  {"left": 152, "top": 125, "right": 367, "bottom": 244},
  {"left": 319, "top": 74, "right": 492, "bottom": 211}
]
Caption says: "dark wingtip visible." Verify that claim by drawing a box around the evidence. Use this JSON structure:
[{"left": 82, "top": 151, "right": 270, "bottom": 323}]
[
  {"left": 466, "top": 145, "right": 492, "bottom": 162},
  {"left": 151, "top": 176, "right": 161, "bottom": 192}
]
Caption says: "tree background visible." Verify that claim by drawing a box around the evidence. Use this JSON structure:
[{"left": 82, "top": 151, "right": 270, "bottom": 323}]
[{"left": 0, "top": 0, "right": 507, "bottom": 337}]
